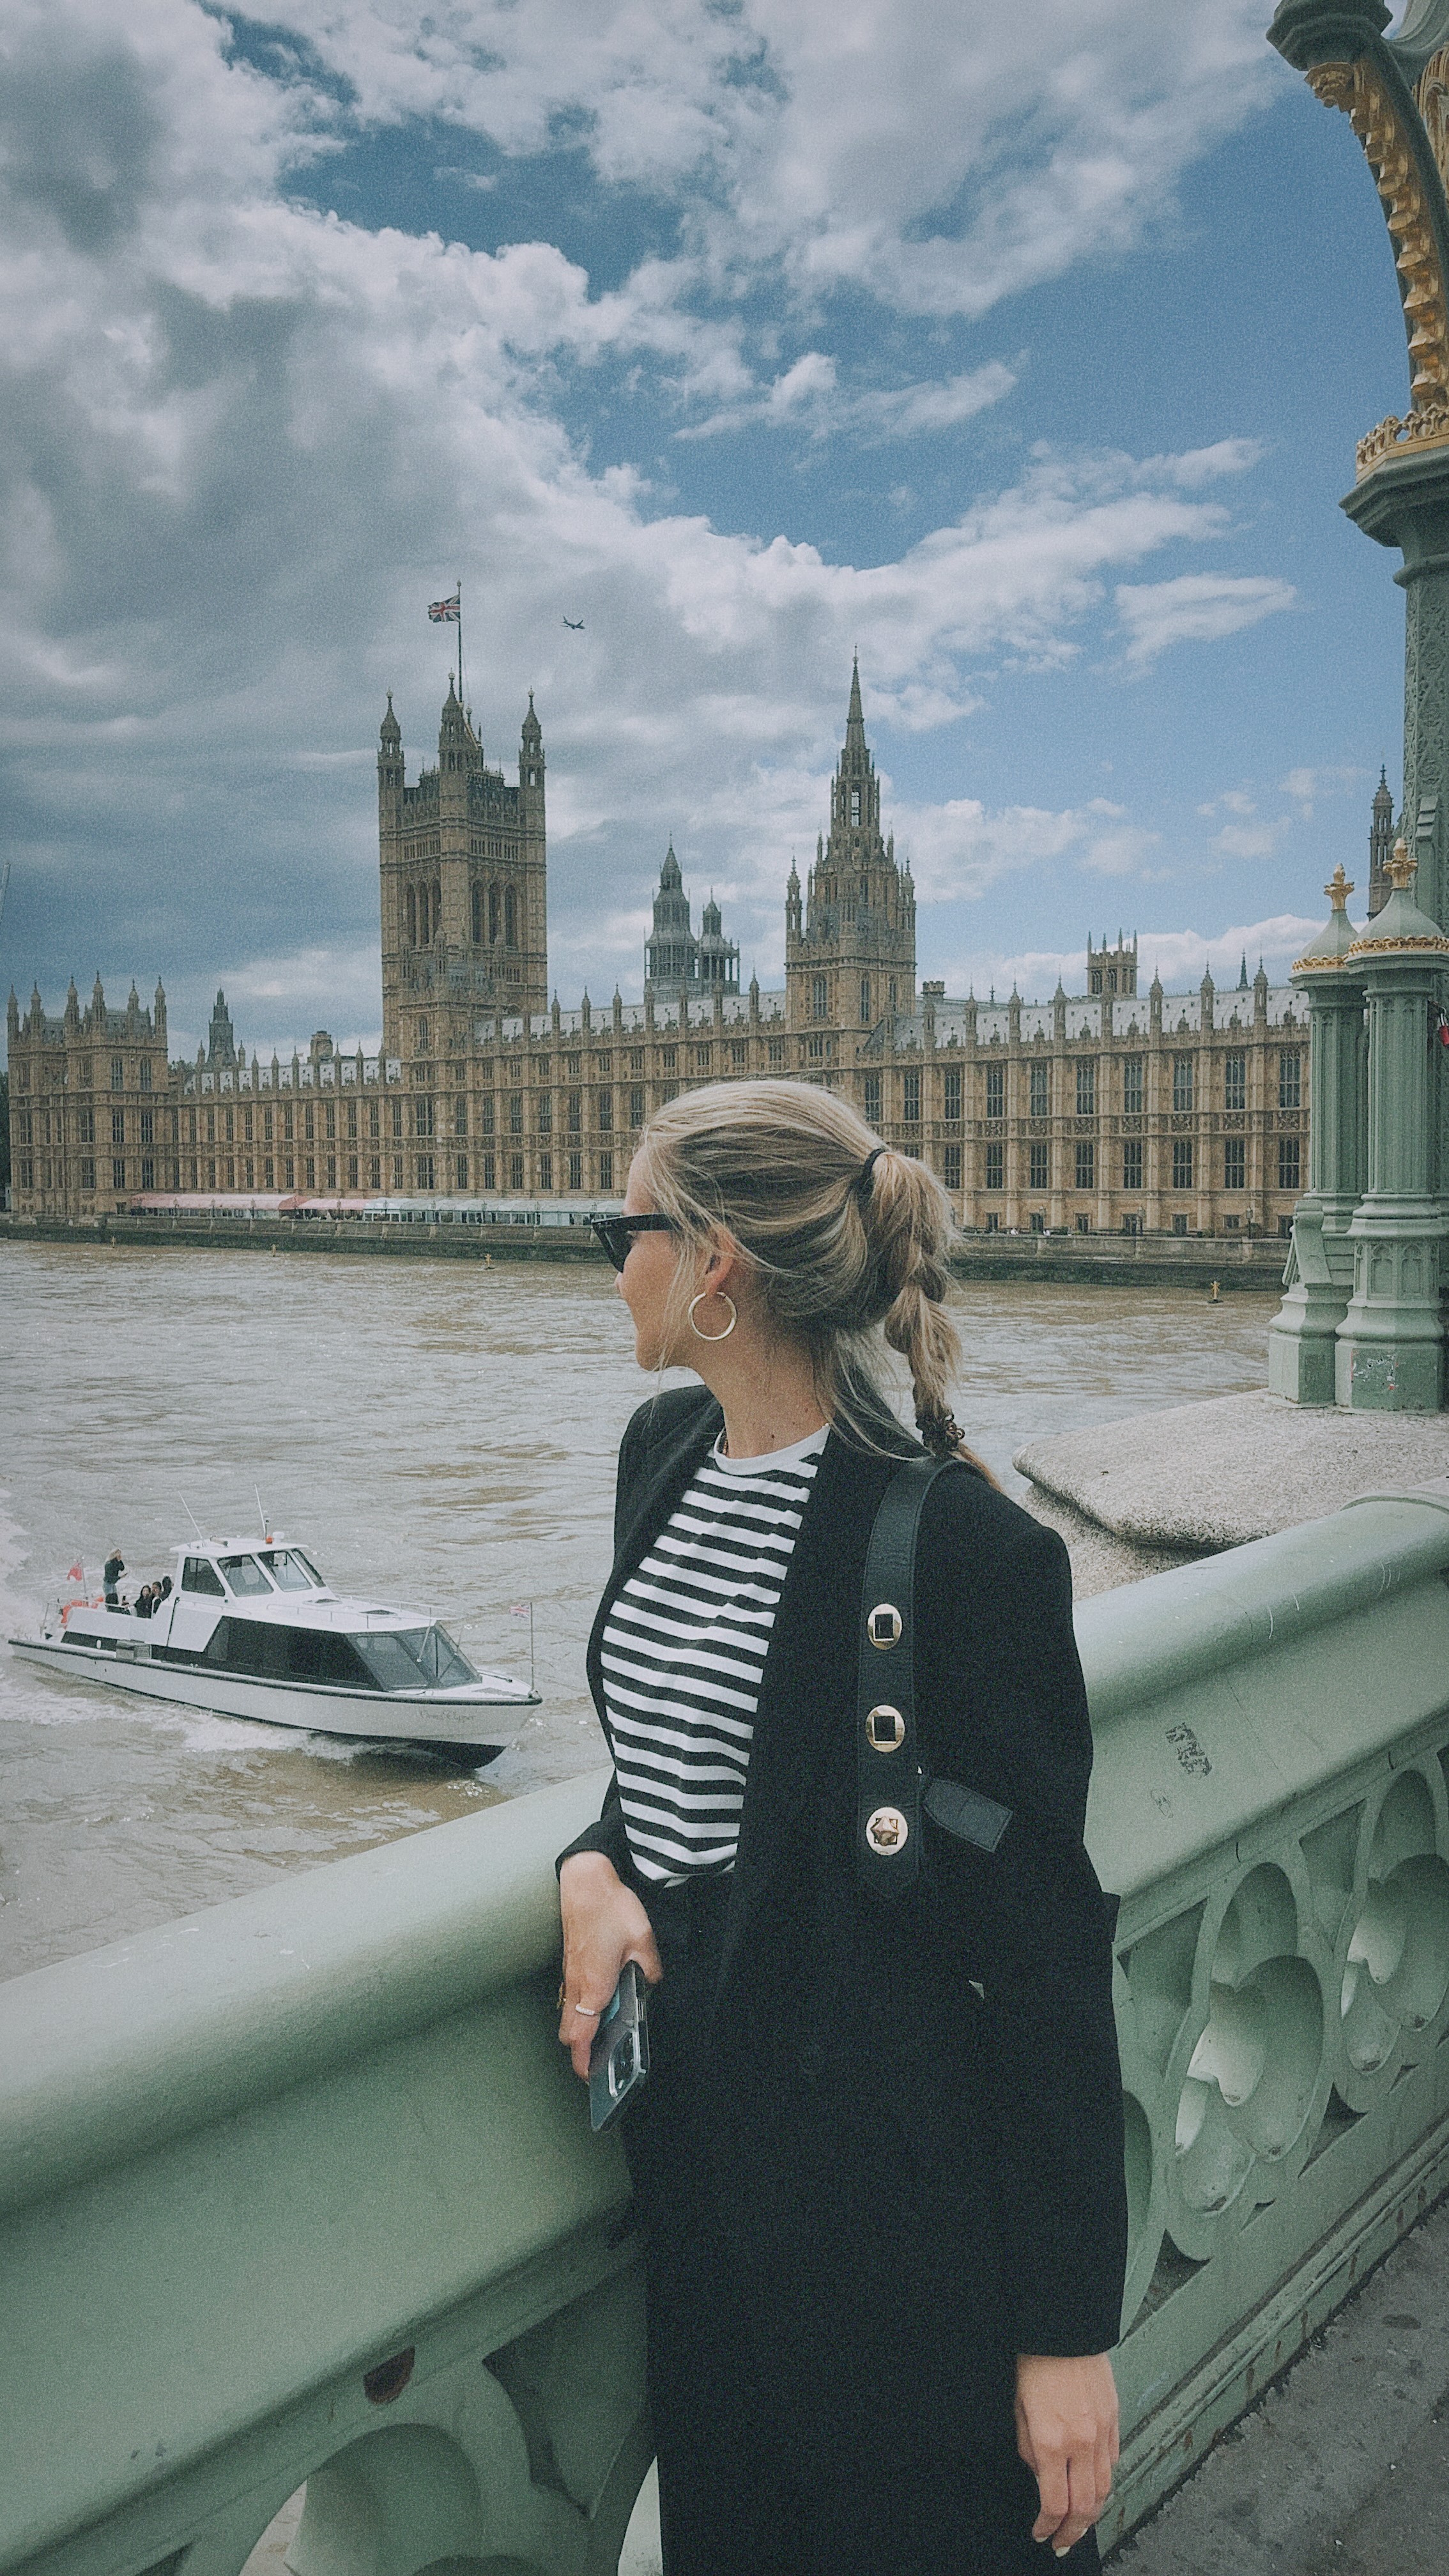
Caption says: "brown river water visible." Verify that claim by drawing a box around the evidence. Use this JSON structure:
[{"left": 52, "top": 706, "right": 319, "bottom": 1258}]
[{"left": 0, "top": 1240, "right": 1279, "bottom": 1981}]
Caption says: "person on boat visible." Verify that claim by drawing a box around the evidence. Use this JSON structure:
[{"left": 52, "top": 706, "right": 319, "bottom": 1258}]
[
  {"left": 103, "top": 1548, "right": 125, "bottom": 1609},
  {"left": 135, "top": 1583, "right": 157, "bottom": 1618},
  {"left": 556, "top": 1081, "right": 1126, "bottom": 2576}
]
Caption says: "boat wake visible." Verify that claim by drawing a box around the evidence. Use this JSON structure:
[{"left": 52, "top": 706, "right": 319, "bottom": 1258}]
[{"left": 0, "top": 1485, "right": 32, "bottom": 1627}]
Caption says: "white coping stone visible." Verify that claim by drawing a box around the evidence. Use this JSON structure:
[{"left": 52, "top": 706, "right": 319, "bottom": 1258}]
[
  {"left": 1017, "top": 1484, "right": 1199, "bottom": 1596},
  {"left": 1015, "top": 1388, "right": 1449, "bottom": 1553}
]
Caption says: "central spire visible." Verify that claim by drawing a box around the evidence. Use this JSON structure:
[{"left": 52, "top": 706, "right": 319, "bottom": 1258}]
[{"left": 845, "top": 652, "right": 866, "bottom": 753}]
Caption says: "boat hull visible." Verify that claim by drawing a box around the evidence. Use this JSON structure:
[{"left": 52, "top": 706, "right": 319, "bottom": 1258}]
[{"left": 8, "top": 1636, "right": 534, "bottom": 1753}]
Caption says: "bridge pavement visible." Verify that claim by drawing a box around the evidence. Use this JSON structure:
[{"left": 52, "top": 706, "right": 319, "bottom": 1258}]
[{"left": 1114, "top": 2192, "right": 1449, "bottom": 2574}]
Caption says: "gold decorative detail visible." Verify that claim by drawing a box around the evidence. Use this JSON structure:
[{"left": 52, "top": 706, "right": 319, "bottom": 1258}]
[
  {"left": 1308, "top": 57, "right": 1449, "bottom": 435},
  {"left": 867, "top": 1602, "right": 902, "bottom": 1648},
  {"left": 865, "top": 1804, "right": 909, "bottom": 1855},
  {"left": 1390, "top": 836, "right": 1417, "bottom": 891},
  {"left": 1294, "top": 863, "right": 1360, "bottom": 970},
  {"left": 1346, "top": 933, "right": 1449, "bottom": 951},
  {"left": 1356, "top": 406, "right": 1449, "bottom": 474},
  {"left": 865, "top": 1703, "right": 905, "bottom": 1752},
  {"left": 1416, "top": 47, "right": 1449, "bottom": 201}
]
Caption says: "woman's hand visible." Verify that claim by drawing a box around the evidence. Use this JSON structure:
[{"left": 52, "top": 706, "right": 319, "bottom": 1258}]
[
  {"left": 1015, "top": 2352, "right": 1119, "bottom": 2557},
  {"left": 557, "top": 1851, "right": 663, "bottom": 2079}
]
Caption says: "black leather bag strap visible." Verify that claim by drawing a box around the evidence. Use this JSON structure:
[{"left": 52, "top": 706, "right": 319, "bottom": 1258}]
[{"left": 855, "top": 1453, "right": 954, "bottom": 1895}]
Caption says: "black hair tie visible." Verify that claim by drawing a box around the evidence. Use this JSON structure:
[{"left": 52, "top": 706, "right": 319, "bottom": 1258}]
[{"left": 857, "top": 1146, "right": 886, "bottom": 1195}]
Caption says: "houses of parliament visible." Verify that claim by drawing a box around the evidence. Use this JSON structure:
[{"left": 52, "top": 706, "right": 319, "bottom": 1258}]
[{"left": 9, "top": 660, "right": 1331, "bottom": 1239}]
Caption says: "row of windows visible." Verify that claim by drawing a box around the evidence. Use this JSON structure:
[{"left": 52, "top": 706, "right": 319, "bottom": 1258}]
[
  {"left": 16, "top": 1132, "right": 1307, "bottom": 1207},
  {"left": 404, "top": 880, "right": 523, "bottom": 949},
  {"left": 18, "top": 1158, "right": 160, "bottom": 1195},
  {"left": 410, "top": 1023, "right": 780, "bottom": 1078},
  {"left": 812, "top": 972, "right": 901, "bottom": 1023},
  {"left": 967, "top": 1138, "right": 1302, "bottom": 1193},
  {"left": 859, "top": 1052, "right": 1301, "bottom": 1126}
]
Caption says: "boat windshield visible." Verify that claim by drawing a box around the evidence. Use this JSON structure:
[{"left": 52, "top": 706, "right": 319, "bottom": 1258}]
[
  {"left": 350, "top": 1625, "right": 480, "bottom": 1692},
  {"left": 257, "top": 1548, "right": 323, "bottom": 1591},
  {"left": 219, "top": 1553, "right": 275, "bottom": 1597}
]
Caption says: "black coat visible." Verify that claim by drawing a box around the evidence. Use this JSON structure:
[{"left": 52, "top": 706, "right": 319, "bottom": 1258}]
[{"left": 560, "top": 1387, "right": 1127, "bottom": 2560}]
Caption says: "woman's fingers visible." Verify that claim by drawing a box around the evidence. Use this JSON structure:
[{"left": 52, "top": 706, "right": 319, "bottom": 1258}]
[
  {"left": 1028, "top": 2437, "right": 1110, "bottom": 2555},
  {"left": 1027, "top": 2450, "right": 1069, "bottom": 2543},
  {"left": 1015, "top": 2353, "right": 1118, "bottom": 2554}
]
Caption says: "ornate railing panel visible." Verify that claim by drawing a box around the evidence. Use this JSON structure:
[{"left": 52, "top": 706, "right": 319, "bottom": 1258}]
[{"left": 4, "top": 1487, "right": 1449, "bottom": 2572}]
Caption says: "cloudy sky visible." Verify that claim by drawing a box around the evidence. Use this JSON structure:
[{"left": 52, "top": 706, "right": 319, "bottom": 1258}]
[{"left": 0, "top": 0, "right": 1418, "bottom": 1058}]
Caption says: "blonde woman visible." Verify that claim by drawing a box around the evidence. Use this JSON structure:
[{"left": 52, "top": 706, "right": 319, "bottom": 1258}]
[{"left": 558, "top": 1081, "right": 1125, "bottom": 2576}]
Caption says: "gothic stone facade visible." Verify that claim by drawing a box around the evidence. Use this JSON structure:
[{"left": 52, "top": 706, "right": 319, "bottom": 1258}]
[{"left": 9, "top": 668, "right": 1310, "bottom": 1235}]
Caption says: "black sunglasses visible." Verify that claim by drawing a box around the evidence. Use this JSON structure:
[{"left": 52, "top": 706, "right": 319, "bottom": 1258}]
[{"left": 590, "top": 1213, "right": 677, "bottom": 1273}]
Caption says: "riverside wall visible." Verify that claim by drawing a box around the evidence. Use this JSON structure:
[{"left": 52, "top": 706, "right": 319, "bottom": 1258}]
[{"left": 0, "top": 1211, "right": 1288, "bottom": 1289}]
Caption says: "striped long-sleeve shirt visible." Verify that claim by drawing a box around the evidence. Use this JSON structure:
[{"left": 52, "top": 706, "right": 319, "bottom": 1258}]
[{"left": 601, "top": 1426, "right": 827, "bottom": 1884}]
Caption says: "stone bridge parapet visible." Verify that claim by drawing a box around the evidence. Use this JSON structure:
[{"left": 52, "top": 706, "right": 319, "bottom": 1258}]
[{"left": 5, "top": 1488, "right": 1449, "bottom": 2573}]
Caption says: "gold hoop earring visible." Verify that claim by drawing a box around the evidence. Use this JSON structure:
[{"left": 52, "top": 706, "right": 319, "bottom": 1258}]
[{"left": 688, "top": 1290, "right": 737, "bottom": 1342}]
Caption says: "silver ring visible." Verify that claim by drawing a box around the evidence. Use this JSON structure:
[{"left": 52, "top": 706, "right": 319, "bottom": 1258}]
[{"left": 572, "top": 2001, "right": 601, "bottom": 2019}]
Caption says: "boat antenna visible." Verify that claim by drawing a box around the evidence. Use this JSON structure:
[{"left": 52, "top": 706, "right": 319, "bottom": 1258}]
[
  {"left": 255, "top": 1485, "right": 268, "bottom": 1537},
  {"left": 180, "top": 1496, "right": 205, "bottom": 1540}
]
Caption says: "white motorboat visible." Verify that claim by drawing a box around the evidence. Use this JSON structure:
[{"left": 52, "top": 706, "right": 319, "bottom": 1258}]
[{"left": 9, "top": 1534, "right": 537, "bottom": 1754}]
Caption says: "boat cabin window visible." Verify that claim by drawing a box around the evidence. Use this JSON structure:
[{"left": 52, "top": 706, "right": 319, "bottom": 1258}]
[
  {"left": 182, "top": 1556, "right": 226, "bottom": 1597},
  {"left": 351, "top": 1625, "right": 479, "bottom": 1692},
  {"left": 257, "top": 1548, "right": 323, "bottom": 1591},
  {"left": 219, "top": 1553, "right": 275, "bottom": 1597}
]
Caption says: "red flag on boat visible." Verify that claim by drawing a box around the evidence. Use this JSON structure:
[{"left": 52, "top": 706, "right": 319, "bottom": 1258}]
[{"left": 66, "top": 1560, "right": 84, "bottom": 1584}]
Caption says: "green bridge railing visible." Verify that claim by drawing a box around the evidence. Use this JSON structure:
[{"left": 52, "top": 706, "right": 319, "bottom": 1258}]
[{"left": 5, "top": 1485, "right": 1449, "bottom": 2576}]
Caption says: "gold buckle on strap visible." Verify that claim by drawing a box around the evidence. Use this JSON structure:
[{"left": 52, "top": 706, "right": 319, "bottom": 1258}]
[{"left": 865, "top": 1703, "right": 905, "bottom": 1752}]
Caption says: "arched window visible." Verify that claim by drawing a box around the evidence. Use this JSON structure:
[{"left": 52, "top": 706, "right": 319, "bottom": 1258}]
[
  {"left": 850, "top": 786, "right": 861, "bottom": 825},
  {"left": 406, "top": 886, "right": 417, "bottom": 946},
  {"left": 859, "top": 875, "right": 868, "bottom": 903},
  {"left": 812, "top": 974, "right": 828, "bottom": 1022},
  {"left": 489, "top": 885, "right": 500, "bottom": 944},
  {"left": 505, "top": 886, "right": 517, "bottom": 949},
  {"left": 859, "top": 976, "right": 871, "bottom": 1023},
  {"left": 416, "top": 1018, "right": 429, "bottom": 1053},
  {"left": 471, "top": 883, "right": 483, "bottom": 945},
  {"left": 420, "top": 884, "right": 432, "bottom": 945}
]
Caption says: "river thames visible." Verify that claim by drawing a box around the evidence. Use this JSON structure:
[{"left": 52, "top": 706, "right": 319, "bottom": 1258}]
[{"left": 0, "top": 1239, "right": 1279, "bottom": 1980}]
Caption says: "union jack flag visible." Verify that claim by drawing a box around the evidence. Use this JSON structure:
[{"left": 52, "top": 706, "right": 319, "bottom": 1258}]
[{"left": 428, "top": 593, "right": 461, "bottom": 624}]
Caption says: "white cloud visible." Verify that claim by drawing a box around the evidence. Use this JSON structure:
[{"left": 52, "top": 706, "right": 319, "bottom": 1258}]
[
  {"left": 1156, "top": 437, "right": 1267, "bottom": 487},
  {"left": 680, "top": 356, "right": 1018, "bottom": 442},
  {"left": 1211, "top": 818, "right": 1284, "bottom": 860},
  {"left": 0, "top": 0, "right": 1293, "bottom": 1044},
  {"left": 1115, "top": 572, "right": 1297, "bottom": 666},
  {"left": 1278, "top": 762, "right": 1363, "bottom": 816},
  {"left": 247, "top": 0, "right": 1275, "bottom": 324}
]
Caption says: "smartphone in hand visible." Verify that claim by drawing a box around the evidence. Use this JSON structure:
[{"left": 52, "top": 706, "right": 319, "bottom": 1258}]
[{"left": 588, "top": 1959, "right": 651, "bottom": 2133}]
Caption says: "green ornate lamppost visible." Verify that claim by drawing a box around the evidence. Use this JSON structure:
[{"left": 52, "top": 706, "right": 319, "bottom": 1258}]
[
  {"left": 1267, "top": 0, "right": 1449, "bottom": 1408},
  {"left": 1268, "top": 866, "right": 1368, "bottom": 1402}
]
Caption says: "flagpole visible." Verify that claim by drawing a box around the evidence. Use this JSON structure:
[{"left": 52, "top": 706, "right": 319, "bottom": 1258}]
[{"left": 457, "top": 576, "right": 464, "bottom": 705}]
